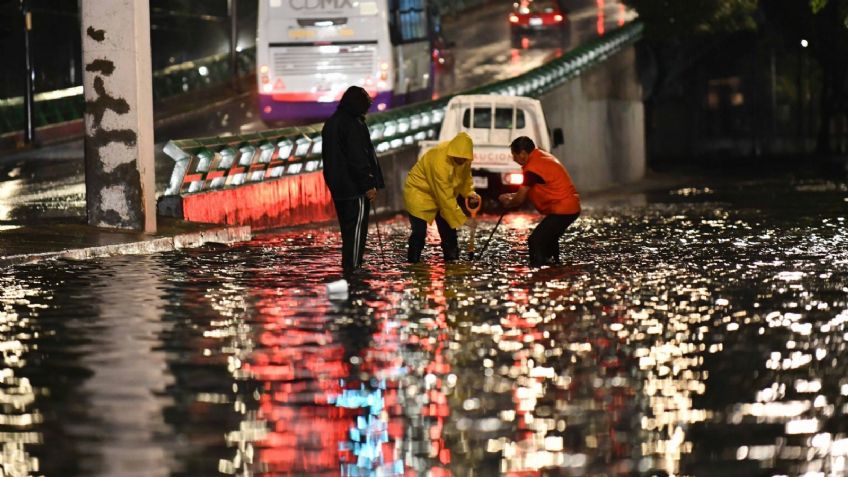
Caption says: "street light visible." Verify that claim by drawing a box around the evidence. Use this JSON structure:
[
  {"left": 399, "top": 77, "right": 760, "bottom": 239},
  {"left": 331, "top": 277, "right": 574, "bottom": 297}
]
[
  {"left": 801, "top": 39, "right": 809, "bottom": 48},
  {"left": 229, "top": 0, "right": 239, "bottom": 91},
  {"left": 21, "top": 0, "right": 35, "bottom": 145}
]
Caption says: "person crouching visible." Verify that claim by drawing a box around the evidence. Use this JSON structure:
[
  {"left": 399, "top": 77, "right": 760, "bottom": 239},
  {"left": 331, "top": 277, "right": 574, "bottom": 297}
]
[
  {"left": 498, "top": 136, "right": 580, "bottom": 266},
  {"left": 403, "top": 132, "right": 481, "bottom": 263}
]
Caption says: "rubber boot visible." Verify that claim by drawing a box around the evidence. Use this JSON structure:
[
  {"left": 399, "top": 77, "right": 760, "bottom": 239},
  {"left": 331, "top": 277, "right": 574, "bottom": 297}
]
[
  {"left": 407, "top": 246, "right": 423, "bottom": 263},
  {"left": 443, "top": 246, "right": 459, "bottom": 262}
]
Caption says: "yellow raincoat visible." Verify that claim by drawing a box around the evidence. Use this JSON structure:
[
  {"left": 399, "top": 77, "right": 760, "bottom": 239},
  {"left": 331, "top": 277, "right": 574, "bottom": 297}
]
[{"left": 403, "top": 132, "right": 475, "bottom": 229}]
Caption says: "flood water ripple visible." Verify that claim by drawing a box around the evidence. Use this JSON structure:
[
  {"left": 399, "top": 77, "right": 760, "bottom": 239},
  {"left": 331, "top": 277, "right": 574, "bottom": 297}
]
[{"left": 1, "top": 173, "right": 847, "bottom": 476}]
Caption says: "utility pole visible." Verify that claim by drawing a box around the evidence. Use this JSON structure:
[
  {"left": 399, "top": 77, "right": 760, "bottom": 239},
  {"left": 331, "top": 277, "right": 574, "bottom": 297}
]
[
  {"left": 80, "top": 0, "right": 156, "bottom": 233},
  {"left": 229, "top": 0, "right": 239, "bottom": 91},
  {"left": 21, "top": 0, "right": 35, "bottom": 144},
  {"left": 770, "top": 48, "right": 777, "bottom": 151},
  {"left": 798, "top": 39, "right": 809, "bottom": 153}
]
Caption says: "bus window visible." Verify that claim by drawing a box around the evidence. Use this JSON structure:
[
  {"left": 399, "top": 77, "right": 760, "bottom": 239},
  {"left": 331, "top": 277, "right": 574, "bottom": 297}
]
[{"left": 390, "top": 0, "right": 428, "bottom": 44}]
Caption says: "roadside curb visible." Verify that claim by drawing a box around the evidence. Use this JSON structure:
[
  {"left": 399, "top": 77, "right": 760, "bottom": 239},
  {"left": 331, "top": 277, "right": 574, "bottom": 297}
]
[{"left": 1, "top": 223, "right": 251, "bottom": 268}]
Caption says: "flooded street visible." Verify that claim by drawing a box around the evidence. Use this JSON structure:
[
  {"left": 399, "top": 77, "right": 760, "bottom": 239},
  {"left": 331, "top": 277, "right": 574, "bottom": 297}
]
[{"left": 2, "top": 168, "right": 847, "bottom": 476}]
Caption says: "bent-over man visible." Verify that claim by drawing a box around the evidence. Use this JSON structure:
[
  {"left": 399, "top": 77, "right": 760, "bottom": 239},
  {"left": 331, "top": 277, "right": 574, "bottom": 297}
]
[{"left": 498, "top": 136, "right": 580, "bottom": 266}]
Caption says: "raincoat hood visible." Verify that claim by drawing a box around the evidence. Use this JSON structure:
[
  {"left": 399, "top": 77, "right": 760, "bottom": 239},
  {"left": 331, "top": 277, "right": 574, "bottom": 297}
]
[
  {"left": 337, "top": 86, "right": 372, "bottom": 117},
  {"left": 403, "top": 137, "right": 476, "bottom": 229},
  {"left": 446, "top": 132, "right": 473, "bottom": 161}
]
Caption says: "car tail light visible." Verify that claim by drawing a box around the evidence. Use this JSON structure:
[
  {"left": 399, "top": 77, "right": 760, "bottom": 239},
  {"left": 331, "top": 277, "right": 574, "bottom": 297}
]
[
  {"left": 509, "top": 14, "right": 519, "bottom": 23},
  {"left": 554, "top": 14, "right": 563, "bottom": 22},
  {"left": 504, "top": 172, "right": 524, "bottom": 185}
]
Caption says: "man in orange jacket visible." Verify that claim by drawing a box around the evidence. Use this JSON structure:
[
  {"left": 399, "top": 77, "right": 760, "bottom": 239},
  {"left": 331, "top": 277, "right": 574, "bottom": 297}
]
[{"left": 498, "top": 136, "right": 580, "bottom": 266}]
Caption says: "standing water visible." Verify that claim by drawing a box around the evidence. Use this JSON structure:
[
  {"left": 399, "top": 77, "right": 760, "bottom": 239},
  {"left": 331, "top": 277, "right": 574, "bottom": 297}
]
[{"left": 1, "top": 168, "right": 846, "bottom": 476}]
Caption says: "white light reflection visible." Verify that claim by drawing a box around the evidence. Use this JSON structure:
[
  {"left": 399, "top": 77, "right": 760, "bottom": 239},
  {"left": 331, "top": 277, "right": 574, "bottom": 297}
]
[{"left": 0, "top": 276, "right": 45, "bottom": 475}]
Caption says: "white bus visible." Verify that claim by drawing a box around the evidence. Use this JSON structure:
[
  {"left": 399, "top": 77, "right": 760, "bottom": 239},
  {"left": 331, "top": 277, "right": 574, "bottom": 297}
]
[{"left": 257, "top": 0, "right": 435, "bottom": 123}]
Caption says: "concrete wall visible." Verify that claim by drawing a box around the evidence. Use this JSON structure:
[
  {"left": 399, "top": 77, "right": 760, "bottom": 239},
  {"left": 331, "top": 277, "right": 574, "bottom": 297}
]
[
  {"left": 375, "top": 147, "right": 419, "bottom": 214},
  {"left": 542, "top": 46, "right": 645, "bottom": 193}
]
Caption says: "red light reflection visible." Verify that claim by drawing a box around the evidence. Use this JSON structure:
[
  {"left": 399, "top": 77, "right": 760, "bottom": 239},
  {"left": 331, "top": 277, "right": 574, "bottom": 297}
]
[{"left": 597, "top": 0, "right": 605, "bottom": 36}]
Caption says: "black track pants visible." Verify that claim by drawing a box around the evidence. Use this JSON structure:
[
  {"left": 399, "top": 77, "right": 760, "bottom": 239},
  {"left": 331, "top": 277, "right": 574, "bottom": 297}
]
[
  {"left": 334, "top": 196, "right": 370, "bottom": 275},
  {"left": 407, "top": 213, "right": 459, "bottom": 262},
  {"left": 528, "top": 213, "right": 579, "bottom": 266}
]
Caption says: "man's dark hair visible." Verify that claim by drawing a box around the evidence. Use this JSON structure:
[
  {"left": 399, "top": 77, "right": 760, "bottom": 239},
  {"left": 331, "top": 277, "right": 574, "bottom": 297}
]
[
  {"left": 338, "top": 86, "right": 373, "bottom": 117},
  {"left": 510, "top": 136, "right": 535, "bottom": 153}
]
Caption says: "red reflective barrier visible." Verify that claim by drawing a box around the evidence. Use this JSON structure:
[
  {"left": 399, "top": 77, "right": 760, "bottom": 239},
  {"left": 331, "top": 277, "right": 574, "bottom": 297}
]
[{"left": 182, "top": 171, "right": 336, "bottom": 230}]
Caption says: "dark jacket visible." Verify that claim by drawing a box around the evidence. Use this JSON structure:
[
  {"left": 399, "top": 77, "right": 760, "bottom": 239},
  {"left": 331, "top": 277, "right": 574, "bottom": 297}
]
[{"left": 321, "top": 88, "right": 384, "bottom": 200}]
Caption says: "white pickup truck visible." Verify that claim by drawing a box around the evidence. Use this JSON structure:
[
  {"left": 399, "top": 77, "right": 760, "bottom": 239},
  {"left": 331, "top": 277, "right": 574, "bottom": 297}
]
[{"left": 418, "top": 94, "right": 563, "bottom": 197}]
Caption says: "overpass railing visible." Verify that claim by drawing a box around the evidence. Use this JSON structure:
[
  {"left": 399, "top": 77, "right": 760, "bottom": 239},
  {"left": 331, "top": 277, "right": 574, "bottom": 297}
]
[
  {"left": 161, "top": 22, "right": 643, "bottom": 197},
  {"left": 0, "top": 48, "right": 256, "bottom": 136}
]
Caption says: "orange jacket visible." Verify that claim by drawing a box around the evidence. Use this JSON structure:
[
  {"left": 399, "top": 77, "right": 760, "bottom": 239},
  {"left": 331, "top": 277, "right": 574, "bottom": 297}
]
[{"left": 523, "top": 149, "right": 580, "bottom": 215}]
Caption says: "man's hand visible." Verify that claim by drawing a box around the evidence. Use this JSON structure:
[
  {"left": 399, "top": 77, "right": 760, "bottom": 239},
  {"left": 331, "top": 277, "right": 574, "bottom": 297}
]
[
  {"left": 498, "top": 193, "right": 514, "bottom": 207},
  {"left": 365, "top": 188, "right": 378, "bottom": 202}
]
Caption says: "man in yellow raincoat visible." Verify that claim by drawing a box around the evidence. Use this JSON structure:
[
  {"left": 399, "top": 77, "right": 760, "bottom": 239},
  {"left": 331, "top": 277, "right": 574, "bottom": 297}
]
[{"left": 403, "top": 131, "right": 481, "bottom": 263}]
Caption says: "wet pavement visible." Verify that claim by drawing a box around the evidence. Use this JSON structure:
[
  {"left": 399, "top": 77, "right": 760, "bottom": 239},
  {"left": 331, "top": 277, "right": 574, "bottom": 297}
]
[{"left": 1, "top": 164, "right": 846, "bottom": 476}]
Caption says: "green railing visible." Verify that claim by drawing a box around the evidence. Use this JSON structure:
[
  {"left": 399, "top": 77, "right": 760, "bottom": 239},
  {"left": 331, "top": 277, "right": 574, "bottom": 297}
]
[
  {"left": 161, "top": 22, "right": 643, "bottom": 197},
  {"left": 0, "top": 48, "right": 256, "bottom": 136}
]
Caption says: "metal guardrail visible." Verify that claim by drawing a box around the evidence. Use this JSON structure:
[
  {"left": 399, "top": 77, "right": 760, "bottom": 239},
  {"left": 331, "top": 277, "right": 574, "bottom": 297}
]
[
  {"left": 161, "top": 22, "right": 643, "bottom": 198},
  {"left": 0, "top": 48, "right": 256, "bottom": 136}
]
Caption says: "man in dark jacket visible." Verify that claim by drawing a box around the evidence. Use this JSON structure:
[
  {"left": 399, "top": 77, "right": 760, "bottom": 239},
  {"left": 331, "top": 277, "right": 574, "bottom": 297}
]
[{"left": 321, "top": 85, "right": 385, "bottom": 276}]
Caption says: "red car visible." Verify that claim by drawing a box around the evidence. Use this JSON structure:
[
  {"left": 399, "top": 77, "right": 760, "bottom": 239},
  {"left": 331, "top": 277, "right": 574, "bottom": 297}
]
[{"left": 509, "top": 0, "right": 568, "bottom": 44}]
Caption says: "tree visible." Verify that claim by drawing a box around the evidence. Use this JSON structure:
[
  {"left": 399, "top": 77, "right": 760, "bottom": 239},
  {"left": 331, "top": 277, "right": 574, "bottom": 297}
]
[
  {"left": 762, "top": 0, "right": 848, "bottom": 153},
  {"left": 621, "top": 0, "right": 757, "bottom": 44},
  {"left": 625, "top": 0, "right": 848, "bottom": 155},
  {"left": 619, "top": 0, "right": 759, "bottom": 101}
]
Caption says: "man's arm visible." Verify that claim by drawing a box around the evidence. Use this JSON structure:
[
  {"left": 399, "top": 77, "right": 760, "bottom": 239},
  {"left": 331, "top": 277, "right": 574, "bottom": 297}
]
[
  {"left": 498, "top": 186, "right": 529, "bottom": 208},
  {"left": 345, "top": 121, "right": 380, "bottom": 194}
]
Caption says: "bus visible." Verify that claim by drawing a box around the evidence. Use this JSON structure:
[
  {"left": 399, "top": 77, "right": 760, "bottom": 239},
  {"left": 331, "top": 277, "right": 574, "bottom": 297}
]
[{"left": 256, "top": 0, "right": 435, "bottom": 123}]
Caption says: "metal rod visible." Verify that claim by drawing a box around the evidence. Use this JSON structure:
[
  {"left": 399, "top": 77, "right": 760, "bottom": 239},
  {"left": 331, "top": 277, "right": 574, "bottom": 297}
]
[
  {"left": 371, "top": 200, "right": 387, "bottom": 266},
  {"left": 465, "top": 195, "right": 481, "bottom": 260},
  {"left": 476, "top": 211, "right": 506, "bottom": 260}
]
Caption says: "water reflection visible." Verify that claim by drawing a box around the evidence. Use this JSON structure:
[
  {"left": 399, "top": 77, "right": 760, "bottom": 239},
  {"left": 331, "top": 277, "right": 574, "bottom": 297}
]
[
  {"left": 0, "top": 275, "right": 42, "bottom": 476},
  {"left": 1, "top": 173, "right": 847, "bottom": 476}
]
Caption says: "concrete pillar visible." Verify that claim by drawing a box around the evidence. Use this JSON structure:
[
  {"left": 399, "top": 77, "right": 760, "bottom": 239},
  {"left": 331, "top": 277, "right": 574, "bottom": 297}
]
[{"left": 81, "top": 0, "right": 156, "bottom": 233}]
